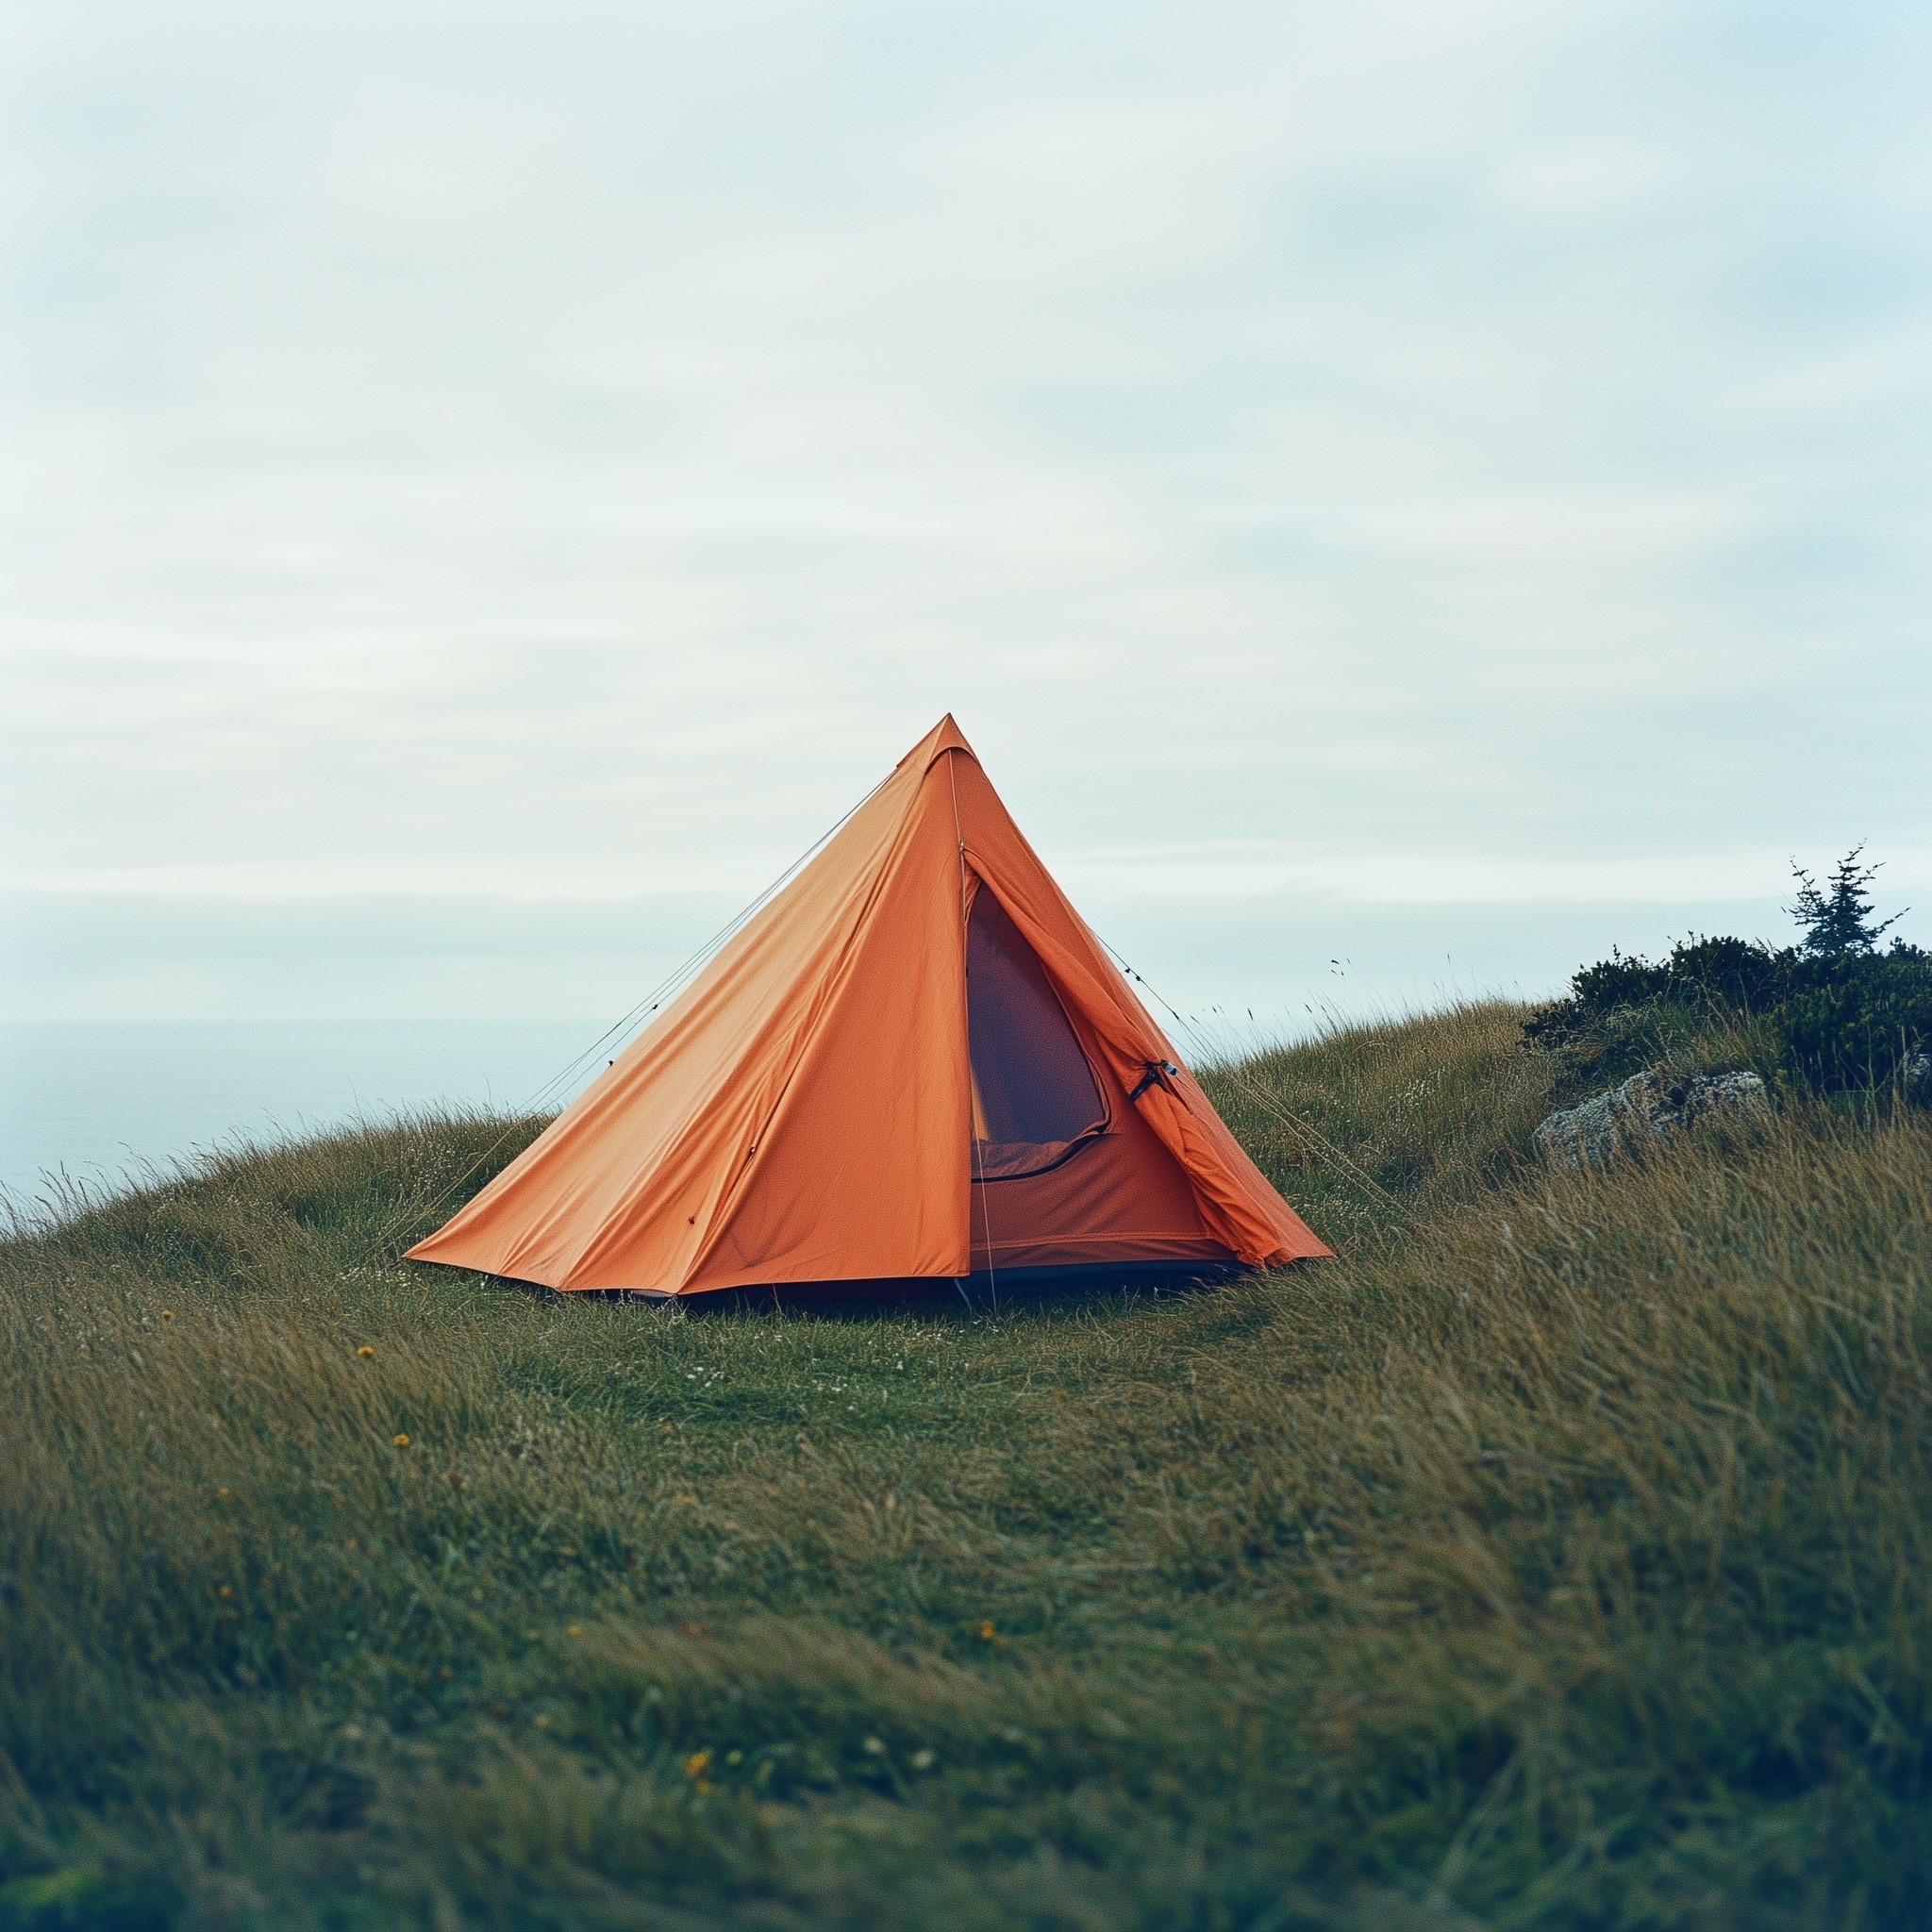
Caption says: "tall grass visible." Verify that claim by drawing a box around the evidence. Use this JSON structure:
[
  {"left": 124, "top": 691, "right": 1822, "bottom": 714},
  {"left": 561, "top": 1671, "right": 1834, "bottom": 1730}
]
[
  {"left": 3, "top": 1003, "right": 1929, "bottom": 1928},
  {"left": 1198, "top": 998, "right": 1560, "bottom": 1246}
]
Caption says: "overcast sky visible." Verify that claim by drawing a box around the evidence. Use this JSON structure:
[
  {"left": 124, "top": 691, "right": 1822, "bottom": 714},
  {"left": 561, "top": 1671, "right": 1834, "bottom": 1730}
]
[{"left": 4, "top": 0, "right": 1928, "bottom": 1033}]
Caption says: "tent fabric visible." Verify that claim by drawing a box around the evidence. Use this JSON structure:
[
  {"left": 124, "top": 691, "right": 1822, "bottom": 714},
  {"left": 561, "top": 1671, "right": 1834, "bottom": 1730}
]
[{"left": 407, "top": 717, "right": 1331, "bottom": 1296}]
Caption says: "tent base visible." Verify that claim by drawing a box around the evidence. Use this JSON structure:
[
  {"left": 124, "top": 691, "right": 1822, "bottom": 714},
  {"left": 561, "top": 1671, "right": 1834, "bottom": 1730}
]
[
  {"left": 472, "top": 1257, "right": 1277, "bottom": 1309},
  {"left": 675, "top": 1257, "right": 1253, "bottom": 1312}
]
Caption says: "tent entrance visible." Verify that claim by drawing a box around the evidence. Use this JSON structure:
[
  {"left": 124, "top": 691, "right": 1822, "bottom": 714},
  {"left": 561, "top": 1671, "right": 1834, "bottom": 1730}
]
[{"left": 966, "top": 881, "right": 1108, "bottom": 1180}]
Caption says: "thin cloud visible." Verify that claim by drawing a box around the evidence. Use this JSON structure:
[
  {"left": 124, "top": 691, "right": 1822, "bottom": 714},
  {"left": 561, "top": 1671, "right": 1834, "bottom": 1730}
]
[{"left": 3, "top": 0, "right": 1927, "bottom": 1020}]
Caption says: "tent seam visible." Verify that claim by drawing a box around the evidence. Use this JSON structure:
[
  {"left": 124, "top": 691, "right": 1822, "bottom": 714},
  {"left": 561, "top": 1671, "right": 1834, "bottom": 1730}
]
[{"left": 679, "top": 752, "right": 962, "bottom": 1291}]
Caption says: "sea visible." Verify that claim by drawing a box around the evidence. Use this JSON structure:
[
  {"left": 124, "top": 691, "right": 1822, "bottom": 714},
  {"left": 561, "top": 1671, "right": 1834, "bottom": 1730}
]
[{"left": 0, "top": 1019, "right": 609, "bottom": 1224}]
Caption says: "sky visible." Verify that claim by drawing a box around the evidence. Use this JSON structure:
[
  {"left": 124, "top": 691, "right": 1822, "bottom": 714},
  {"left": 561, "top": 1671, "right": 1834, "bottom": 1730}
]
[{"left": 4, "top": 0, "right": 1929, "bottom": 1041}]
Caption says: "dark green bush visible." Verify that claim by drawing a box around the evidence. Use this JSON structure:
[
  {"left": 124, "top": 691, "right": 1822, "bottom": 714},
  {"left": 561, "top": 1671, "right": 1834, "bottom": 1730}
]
[
  {"left": 1774, "top": 951, "right": 1932, "bottom": 1092},
  {"left": 1524, "top": 853, "right": 1930, "bottom": 1099}
]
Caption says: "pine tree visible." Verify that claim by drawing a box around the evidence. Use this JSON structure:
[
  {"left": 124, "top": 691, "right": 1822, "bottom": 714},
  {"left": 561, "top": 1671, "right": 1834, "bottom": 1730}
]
[{"left": 1788, "top": 846, "right": 1906, "bottom": 958}]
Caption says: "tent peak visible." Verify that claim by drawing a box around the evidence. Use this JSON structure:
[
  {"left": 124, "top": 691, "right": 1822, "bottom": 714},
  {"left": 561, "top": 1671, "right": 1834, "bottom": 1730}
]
[{"left": 897, "top": 714, "right": 977, "bottom": 771}]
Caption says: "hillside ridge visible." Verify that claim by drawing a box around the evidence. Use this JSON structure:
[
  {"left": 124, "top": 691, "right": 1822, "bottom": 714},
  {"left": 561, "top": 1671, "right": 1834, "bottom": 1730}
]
[{"left": 4, "top": 1000, "right": 1930, "bottom": 1929}]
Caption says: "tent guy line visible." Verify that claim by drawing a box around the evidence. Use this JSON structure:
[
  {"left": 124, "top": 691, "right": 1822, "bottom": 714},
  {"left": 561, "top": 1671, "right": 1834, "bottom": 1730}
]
[
  {"left": 1092, "top": 936, "right": 1405, "bottom": 1217},
  {"left": 359, "top": 766, "right": 897, "bottom": 1267}
]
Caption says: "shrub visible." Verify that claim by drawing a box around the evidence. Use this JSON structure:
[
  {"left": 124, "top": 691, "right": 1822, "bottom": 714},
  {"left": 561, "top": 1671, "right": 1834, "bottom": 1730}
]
[
  {"left": 1524, "top": 853, "right": 1931, "bottom": 1100},
  {"left": 1774, "top": 950, "right": 1932, "bottom": 1093}
]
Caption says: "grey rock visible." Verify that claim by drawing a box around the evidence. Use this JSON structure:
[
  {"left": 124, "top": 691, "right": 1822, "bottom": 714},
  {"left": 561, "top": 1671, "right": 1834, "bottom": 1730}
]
[{"left": 1533, "top": 1067, "right": 1770, "bottom": 1170}]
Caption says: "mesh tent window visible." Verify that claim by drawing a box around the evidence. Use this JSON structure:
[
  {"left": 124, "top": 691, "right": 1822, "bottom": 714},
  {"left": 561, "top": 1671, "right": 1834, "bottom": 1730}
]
[{"left": 965, "top": 882, "right": 1108, "bottom": 1180}]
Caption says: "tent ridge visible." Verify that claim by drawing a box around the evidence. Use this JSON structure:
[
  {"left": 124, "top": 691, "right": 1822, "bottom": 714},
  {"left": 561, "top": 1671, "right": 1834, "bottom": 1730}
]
[{"left": 896, "top": 713, "right": 976, "bottom": 773}]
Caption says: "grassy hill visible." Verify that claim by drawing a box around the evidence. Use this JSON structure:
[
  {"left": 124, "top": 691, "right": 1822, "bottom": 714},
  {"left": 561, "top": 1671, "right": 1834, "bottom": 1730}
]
[{"left": 4, "top": 1002, "right": 1931, "bottom": 1929}]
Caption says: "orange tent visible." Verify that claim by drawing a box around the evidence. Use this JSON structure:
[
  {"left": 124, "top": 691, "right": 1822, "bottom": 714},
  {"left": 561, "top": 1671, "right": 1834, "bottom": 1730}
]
[{"left": 407, "top": 718, "right": 1329, "bottom": 1299}]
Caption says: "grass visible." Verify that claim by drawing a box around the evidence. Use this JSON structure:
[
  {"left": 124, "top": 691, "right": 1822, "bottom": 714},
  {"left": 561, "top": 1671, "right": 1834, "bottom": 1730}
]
[{"left": 4, "top": 1001, "right": 1931, "bottom": 1928}]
